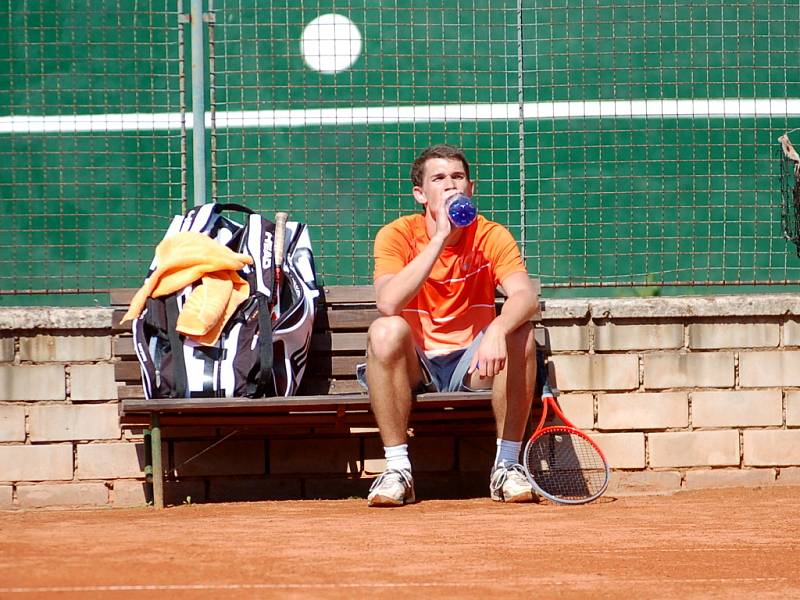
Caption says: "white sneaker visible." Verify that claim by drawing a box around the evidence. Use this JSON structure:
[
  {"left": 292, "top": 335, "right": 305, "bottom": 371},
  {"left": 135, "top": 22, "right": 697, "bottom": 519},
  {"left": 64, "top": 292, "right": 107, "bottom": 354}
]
[
  {"left": 367, "top": 468, "right": 416, "bottom": 507},
  {"left": 490, "top": 461, "right": 535, "bottom": 503}
]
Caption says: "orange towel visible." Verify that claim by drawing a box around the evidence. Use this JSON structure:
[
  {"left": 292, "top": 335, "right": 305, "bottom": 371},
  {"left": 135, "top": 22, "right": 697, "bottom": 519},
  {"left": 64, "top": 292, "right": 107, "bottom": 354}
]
[
  {"left": 176, "top": 270, "right": 250, "bottom": 345},
  {"left": 120, "top": 231, "right": 254, "bottom": 345}
]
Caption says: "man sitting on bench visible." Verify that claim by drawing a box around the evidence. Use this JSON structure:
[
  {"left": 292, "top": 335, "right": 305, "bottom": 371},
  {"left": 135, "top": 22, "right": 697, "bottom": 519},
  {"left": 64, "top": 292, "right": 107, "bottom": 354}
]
[{"left": 360, "top": 144, "right": 540, "bottom": 507}]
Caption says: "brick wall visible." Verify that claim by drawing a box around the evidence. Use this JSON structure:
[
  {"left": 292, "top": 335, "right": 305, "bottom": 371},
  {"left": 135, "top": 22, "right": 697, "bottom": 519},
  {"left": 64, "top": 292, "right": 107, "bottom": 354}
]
[
  {"left": 0, "top": 308, "right": 136, "bottom": 508},
  {"left": 1, "top": 295, "right": 799, "bottom": 508},
  {"left": 544, "top": 294, "right": 800, "bottom": 494}
]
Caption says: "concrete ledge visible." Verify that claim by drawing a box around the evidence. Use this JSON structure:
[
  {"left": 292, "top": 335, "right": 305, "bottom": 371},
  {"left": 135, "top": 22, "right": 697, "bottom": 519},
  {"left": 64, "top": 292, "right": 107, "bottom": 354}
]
[
  {"left": 1, "top": 295, "right": 798, "bottom": 331},
  {"left": 540, "top": 299, "right": 590, "bottom": 320},
  {"left": 0, "top": 308, "right": 114, "bottom": 330},
  {"left": 582, "top": 294, "right": 800, "bottom": 320}
]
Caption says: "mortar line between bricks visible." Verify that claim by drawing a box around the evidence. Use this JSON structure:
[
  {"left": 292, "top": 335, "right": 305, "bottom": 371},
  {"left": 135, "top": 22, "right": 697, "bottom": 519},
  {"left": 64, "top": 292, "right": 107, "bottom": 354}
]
[
  {"left": 637, "top": 353, "right": 644, "bottom": 392},
  {"left": 71, "top": 443, "right": 78, "bottom": 482},
  {"left": 782, "top": 389, "right": 787, "bottom": 427},
  {"left": 738, "top": 429, "right": 745, "bottom": 467},
  {"left": 23, "top": 404, "right": 30, "bottom": 443}
]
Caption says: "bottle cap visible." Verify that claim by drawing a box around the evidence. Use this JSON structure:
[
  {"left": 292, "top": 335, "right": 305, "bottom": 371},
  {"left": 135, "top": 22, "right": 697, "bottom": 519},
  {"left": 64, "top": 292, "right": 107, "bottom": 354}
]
[{"left": 447, "top": 193, "right": 477, "bottom": 228}]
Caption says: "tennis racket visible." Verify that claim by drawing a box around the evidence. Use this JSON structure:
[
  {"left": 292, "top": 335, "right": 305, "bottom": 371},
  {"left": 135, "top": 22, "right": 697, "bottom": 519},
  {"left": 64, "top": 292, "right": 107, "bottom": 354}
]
[
  {"left": 523, "top": 393, "right": 610, "bottom": 504},
  {"left": 272, "top": 211, "right": 289, "bottom": 318}
]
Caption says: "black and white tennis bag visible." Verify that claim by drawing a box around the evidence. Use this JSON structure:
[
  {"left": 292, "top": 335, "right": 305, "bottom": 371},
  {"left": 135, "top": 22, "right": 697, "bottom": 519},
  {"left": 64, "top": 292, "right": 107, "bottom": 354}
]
[{"left": 131, "top": 202, "right": 319, "bottom": 399}]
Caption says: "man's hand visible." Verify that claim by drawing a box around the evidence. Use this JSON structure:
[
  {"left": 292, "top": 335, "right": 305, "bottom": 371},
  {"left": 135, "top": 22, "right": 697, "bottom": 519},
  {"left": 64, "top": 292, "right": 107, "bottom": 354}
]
[
  {"left": 468, "top": 271, "right": 539, "bottom": 379},
  {"left": 433, "top": 190, "right": 456, "bottom": 241},
  {"left": 469, "top": 322, "right": 507, "bottom": 379}
]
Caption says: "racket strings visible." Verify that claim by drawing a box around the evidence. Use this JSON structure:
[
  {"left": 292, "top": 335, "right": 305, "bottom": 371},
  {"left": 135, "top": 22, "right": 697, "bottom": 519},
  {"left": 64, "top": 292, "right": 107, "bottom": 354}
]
[{"left": 525, "top": 430, "right": 607, "bottom": 501}]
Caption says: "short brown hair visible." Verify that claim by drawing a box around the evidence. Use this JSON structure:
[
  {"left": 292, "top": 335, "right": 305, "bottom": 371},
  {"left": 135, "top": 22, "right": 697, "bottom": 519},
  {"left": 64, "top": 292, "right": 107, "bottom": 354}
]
[{"left": 410, "top": 144, "right": 471, "bottom": 188}]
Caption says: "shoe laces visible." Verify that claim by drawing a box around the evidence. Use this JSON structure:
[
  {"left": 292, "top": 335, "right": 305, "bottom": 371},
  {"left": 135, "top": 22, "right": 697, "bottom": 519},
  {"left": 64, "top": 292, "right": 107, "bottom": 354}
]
[
  {"left": 490, "top": 461, "right": 528, "bottom": 491},
  {"left": 369, "top": 468, "right": 412, "bottom": 492}
]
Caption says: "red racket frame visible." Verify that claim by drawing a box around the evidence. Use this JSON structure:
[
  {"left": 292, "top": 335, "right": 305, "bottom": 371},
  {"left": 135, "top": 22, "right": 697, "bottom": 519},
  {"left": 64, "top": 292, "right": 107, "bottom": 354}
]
[{"left": 524, "top": 394, "right": 610, "bottom": 504}]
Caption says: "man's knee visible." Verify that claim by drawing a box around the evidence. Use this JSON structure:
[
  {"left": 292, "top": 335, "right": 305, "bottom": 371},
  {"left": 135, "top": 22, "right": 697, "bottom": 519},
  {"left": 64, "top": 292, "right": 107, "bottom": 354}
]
[{"left": 367, "top": 316, "right": 414, "bottom": 361}]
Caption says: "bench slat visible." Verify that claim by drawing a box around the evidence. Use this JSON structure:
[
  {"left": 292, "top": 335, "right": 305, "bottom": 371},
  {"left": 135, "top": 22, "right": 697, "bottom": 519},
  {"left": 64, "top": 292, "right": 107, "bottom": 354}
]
[
  {"left": 110, "top": 279, "right": 541, "bottom": 307},
  {"left": 143, "top": 412, "right": 498, "bottom": 431},
  {"left": 115, "top": 331, "right": 369, "bottom": 358},
  {"left": 114, "top": 354, "right": 364, "bottom": 383},
  {"left": 120, "top": 390, "right": 496, "bottom": 416},
  {"left": 113, "top": 305, "right": 539, "bottom": 335},
  {"left": 322, "top": 308, "right": 380, "bottom": 330},
  {"left": 110, "top": 285, "right": 377, "bottom": 307},
  {"left": 416, "top": 391, "right": 491, "bottom": 403},
  {"left": 117, "top": 378, "right": 365, "bottom": 400},
  {"left": 315, "top": 379, "right": 363, "bottom": 394},
  {"left": 120, "top": 393, "right": 370, "bottom": 414},
  {"left": 320, "top": 285, "right": 375, "bottom": 304},
  {"left": 112, "top": 306, "right": 384, "bottom": 333}
]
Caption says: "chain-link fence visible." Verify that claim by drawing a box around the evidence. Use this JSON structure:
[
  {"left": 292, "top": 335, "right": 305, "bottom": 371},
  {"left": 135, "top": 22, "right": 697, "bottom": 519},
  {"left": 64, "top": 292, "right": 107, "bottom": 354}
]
[
  {"left": 2, "top": 1, "right": 799, "bottom": 304},
  {"left": 0, "top": 0, "right": 185, "bottom": 304}
]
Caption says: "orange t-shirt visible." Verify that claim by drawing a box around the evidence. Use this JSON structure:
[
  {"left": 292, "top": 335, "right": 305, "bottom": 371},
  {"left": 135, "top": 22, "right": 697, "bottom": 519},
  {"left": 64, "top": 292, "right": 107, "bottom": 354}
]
[{"left": 373, "top": 214, "right": 528, "bottom": 355}]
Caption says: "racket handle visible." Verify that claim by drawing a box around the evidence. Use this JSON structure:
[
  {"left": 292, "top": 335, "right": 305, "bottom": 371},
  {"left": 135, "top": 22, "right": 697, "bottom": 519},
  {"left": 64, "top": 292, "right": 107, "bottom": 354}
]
[{"left": 273, "top": 212, "right": 289, "bottom": 269}]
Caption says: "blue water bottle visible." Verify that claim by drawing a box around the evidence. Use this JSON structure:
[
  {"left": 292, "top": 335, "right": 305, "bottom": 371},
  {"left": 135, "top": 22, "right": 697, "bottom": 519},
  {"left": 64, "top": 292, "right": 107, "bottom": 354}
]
[{"left": 446, "top": 193, "right": 478, "bottom": 228}]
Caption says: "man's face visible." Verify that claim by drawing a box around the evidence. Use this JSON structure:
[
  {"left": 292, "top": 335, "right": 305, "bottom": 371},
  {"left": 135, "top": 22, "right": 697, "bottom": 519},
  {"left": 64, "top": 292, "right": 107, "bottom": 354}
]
[{"left": 413, "top": 157, "right": 474, "bottom": 213}]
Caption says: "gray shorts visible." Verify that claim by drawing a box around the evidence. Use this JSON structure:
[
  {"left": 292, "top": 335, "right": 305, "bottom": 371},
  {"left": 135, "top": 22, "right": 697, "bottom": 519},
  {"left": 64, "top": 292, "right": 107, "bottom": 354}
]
[
  {"left": 356, "top": 332, "right": 554, "bottom": 396},
  {"left": 356, "top": 333, "right": 485, "bottom": 393}
]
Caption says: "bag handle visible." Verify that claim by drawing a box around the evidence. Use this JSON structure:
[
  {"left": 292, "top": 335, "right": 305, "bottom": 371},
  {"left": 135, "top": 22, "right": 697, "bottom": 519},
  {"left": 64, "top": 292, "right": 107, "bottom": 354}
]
[{"left": 212, "top": 202, "right": 256, "bottom": 215}]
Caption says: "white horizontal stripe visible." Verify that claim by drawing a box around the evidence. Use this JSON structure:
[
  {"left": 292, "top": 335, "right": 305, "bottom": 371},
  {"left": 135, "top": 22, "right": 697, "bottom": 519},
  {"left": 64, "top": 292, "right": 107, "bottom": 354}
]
[
  {"left": 401, "top": 308, "right": 455, "bottom": 324},
  {"left": 432, "top": 315, "right": 456, "bottom": 323},
  {"left": 0, "top": 112, "right": 184, "bottom": 133},
  {"left": 0, "top": 582, "right": 483, "bottom": 593},
  {"left": 1, "top": 98, "right": 798, "bottom": 134},
  {"left": 402, "top": 303, "right": 495, "bottom": 324},
  {"left": 0, "top": 576, "right": 786, "bottom": 594},
  {"left": 438, "top": 263, "right": 491, "bottom": 285},
  {"left": 401, "top": 308, "right": 428, "bottom": 315}
]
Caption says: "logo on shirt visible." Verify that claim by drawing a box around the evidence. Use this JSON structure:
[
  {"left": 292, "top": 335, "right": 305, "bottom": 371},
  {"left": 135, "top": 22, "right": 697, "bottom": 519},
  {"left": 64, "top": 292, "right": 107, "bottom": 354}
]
[{"left": 460, "top": 251, "right": 488, "bottom": 278}]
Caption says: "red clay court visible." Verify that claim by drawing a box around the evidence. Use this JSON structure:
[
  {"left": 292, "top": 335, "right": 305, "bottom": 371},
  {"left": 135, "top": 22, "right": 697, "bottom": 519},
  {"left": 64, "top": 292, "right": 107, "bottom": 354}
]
[{"left": 0, "top": 485, "right": 797, "bottom": 599}]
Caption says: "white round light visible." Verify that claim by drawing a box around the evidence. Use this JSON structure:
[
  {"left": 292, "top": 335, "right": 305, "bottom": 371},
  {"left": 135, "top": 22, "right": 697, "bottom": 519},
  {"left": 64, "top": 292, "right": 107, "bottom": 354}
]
[{"left": 300, "top": 14, "right": 362, "bottom": 74}]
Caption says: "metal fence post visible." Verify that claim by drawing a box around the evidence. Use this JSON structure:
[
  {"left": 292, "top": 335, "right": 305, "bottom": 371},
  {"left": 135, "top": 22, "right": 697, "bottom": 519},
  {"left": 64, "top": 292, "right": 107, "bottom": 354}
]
[{"left": 190, "top": 0, "right": 207, "bottom": 207}]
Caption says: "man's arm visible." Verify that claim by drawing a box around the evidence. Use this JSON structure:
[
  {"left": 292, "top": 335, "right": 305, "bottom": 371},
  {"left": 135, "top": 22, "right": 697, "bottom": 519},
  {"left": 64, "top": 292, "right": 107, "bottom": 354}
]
[
  {"left": 374, "top": 208, "right": 456, "bottom": 316},
  {"left": 469, "top": 270, "right": 539, "bottom": 378},
  {"left": 374, "top": 233, "right": 447, "bottom": 316},
  {"left": 494, "top": 270, "right": 540, "bottom": 333}
]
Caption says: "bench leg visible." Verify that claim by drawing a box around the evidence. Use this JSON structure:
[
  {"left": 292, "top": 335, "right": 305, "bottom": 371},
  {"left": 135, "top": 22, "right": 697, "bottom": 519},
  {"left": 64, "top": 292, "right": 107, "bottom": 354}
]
[
  {"left": 143, "top": 427, "right": 153, "bottom": 501},
  {"left": 151, "top": 413, "right": 165, "bottom": 509}
]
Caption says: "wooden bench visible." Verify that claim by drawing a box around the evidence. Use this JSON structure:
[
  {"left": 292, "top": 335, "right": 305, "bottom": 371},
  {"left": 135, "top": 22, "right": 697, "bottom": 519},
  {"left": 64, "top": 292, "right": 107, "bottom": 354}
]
[{"left": 111, "top": 280, "right": 548, "bottom": 508}]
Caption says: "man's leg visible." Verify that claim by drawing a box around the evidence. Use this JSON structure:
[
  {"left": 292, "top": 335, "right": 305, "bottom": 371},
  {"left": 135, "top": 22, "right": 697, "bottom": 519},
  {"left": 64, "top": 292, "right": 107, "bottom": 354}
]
[
  {"left": 491, "top": 321, "right": 536, "bottom": 441},
  {"left": 470, "top": 322, "right": 537, "bottom": 503},
  {"left": 367, "top": 316, "right": 423, "bottom": 445},
  {"left": 365, "top": 316, "right": 423, "bottom": 506}
]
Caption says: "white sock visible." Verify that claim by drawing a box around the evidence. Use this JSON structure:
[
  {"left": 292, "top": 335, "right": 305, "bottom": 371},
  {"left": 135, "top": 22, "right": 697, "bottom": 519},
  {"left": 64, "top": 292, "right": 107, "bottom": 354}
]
[
  {"left": 384, "top": 443, "right": 412, "bottom": 472},
  {"left": 494, "top": 439, "right": 522, "bottom": 466}
]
